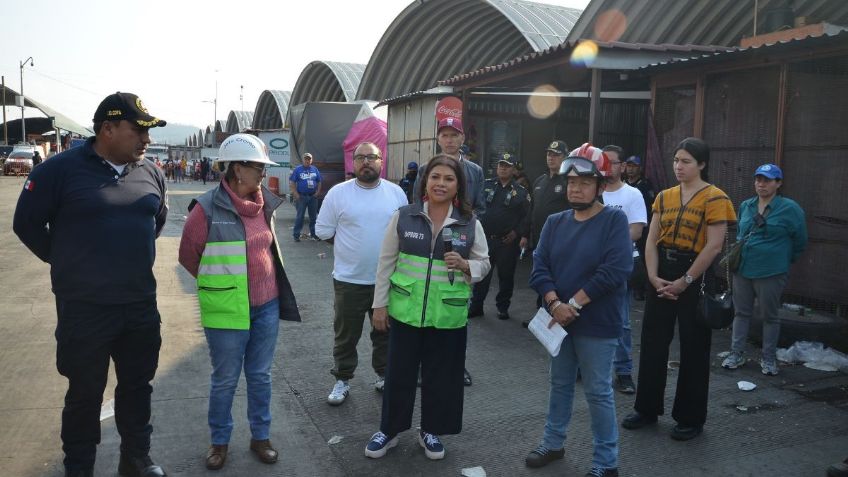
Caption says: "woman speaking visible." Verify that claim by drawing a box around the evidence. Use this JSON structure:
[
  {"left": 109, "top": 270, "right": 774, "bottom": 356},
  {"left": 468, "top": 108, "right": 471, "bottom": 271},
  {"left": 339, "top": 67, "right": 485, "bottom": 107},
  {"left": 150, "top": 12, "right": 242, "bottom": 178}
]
[{"left": 364, "top": 155, "right": 490, "bottom": 461}]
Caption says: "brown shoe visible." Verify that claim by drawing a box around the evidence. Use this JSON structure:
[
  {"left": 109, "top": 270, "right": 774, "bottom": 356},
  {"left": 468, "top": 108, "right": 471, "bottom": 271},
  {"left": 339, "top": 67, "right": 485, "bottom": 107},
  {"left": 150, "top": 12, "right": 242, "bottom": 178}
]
[
  {"left": 250, "top": 439, "right": 278, "bottom": 464},
  {"left": 205, "top": 444, "right": 228, "bottom": 470}
]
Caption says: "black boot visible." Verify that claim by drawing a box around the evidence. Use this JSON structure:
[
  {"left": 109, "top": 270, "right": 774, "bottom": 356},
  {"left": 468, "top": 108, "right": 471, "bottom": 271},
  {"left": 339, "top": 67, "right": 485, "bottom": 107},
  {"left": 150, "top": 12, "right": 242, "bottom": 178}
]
[{"left": 118, "top": 454, "right": 167, "bottom": 477}]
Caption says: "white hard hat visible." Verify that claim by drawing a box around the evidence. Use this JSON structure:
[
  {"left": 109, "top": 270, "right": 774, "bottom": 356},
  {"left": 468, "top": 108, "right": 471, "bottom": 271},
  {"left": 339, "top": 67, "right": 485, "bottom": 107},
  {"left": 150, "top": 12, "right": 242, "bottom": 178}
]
[{"left": 217, "top": 134, "right": 275, "bottom": 165}]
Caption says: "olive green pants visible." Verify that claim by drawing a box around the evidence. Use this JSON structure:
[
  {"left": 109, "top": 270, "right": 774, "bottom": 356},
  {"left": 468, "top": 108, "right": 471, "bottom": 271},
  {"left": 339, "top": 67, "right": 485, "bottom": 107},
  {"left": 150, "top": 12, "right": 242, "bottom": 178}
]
[{"left": 331, "top": 279, "right": 389, "bottom": 381}]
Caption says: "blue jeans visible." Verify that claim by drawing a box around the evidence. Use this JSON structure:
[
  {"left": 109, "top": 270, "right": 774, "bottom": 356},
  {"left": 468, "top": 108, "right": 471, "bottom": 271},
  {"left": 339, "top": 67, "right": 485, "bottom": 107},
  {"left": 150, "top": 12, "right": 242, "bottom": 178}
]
[
  {"left": 293, "top": 194, "right": 317, "bottom": 238},
  {"left": 542, "top": 334, "right": 619, "bottom": 470},
  {"left": 204, "top": 299, "right": 279, "bottom": 445},
  {"left": 613, "top": 285, "right": 633, "bottom": 375}
]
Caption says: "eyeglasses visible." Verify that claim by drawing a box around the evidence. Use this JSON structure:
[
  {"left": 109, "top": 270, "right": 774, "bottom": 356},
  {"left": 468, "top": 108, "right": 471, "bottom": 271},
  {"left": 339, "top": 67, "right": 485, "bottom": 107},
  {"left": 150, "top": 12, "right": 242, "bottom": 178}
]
[
  {"left": 354, "top": 154, "right": 382, "bottom": 162},
  {"left": 609, "top": 161, "right": 623, "bottom": 166},
  {"left": 241, "top": 162, "right": 267, "bottom": 174},
  {"left": 559, "top": 157, "right": 598, "bottom": 176}
]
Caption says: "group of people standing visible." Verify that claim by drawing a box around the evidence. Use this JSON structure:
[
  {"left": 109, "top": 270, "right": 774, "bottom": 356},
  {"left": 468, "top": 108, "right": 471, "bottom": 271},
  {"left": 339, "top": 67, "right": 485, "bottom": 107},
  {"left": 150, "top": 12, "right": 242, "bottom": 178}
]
[{"left": 10, "top": 90, "right": 812, "bottom": 477}]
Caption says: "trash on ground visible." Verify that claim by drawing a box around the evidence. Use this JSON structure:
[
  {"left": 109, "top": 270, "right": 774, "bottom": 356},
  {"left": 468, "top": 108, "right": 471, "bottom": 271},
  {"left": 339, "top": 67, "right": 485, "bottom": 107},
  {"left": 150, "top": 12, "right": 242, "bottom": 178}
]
[
  {"left": 776, "top": 341, "right": 848, "bottom": 373},
  {"left": 100, "top": 398, "right": 115, "bottom": 421},
  {"left": 461, "top": 466, "right": 486, "bottom": 477},
  {"left": 736, "top": 405, "right": 748, "bottom": 412},
  {"left": 327, "top": 435, "right": 343, "bottom": 445},
  {"left": 667, "top": 360, "right": 680, "bottom": 369},
  {"left": 738, "top": 381, "right": 757, "bottom": 391}
]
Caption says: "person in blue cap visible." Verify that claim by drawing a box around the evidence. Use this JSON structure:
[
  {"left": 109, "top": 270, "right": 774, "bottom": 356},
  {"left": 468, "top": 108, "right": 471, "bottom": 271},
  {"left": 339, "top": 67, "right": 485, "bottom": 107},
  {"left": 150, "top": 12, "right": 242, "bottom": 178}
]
[
  {"left": 399, "top": 161, "right": 418, "bottom": 203},
  {"left": 721, "top": 163, "right": 807, "bottom": 376}
]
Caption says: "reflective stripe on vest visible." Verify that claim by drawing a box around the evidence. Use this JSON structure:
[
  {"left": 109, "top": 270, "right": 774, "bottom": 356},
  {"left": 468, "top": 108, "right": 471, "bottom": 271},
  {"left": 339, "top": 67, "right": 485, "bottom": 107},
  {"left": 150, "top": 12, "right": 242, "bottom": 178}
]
[
  {"left": 194, "top": 188, "right": 254, "bottom": 330},
  {"left": 388, "top": 204, "right": 476, "bottom": 330}
]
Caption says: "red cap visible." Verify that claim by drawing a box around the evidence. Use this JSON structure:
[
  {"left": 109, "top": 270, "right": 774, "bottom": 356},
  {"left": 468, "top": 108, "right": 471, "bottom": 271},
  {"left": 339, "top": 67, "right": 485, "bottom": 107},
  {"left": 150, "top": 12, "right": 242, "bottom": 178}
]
[{"left": 437, "top": 117, "right": 464, "bottom": 134}]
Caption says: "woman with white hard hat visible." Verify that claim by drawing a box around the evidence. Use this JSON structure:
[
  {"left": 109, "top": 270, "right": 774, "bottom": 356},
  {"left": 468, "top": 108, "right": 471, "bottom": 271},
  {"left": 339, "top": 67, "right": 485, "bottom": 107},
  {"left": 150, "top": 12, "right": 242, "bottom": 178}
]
[{"left": 178, "top": 133, "right": 301, "bottom": 470}]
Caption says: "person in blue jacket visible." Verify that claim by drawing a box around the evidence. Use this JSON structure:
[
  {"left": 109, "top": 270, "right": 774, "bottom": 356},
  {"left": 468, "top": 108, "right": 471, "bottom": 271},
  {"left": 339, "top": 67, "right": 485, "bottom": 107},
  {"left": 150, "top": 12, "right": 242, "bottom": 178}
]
[
  {"left": 524, "top": 143, "right": 632, "bottom": 477},
  {"left": 13, "top": 92, "right": 168, "bottom": 477},
  {"left": 721, "top": 164, "right": 807, "bottom": 376}
]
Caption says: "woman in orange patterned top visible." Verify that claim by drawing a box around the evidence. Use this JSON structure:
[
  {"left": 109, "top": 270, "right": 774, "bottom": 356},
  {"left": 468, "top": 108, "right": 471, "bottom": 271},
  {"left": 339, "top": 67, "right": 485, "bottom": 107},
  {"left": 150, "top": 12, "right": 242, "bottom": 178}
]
[{"left": 621, "top": 137, "right": 736, "bottom": 441}]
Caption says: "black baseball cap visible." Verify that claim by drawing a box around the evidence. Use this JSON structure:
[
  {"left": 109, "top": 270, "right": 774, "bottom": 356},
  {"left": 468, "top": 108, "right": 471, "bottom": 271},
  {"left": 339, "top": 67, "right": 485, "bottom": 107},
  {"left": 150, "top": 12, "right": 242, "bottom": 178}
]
[
  {"left": 546, "top": 140, "right": 568, "bottom": 155},
  {"left": 498, "top": 152, "right": 518, "bottom": 166},
  {"left": 93, "top": 92, "right": 166, "bottom": 127}
]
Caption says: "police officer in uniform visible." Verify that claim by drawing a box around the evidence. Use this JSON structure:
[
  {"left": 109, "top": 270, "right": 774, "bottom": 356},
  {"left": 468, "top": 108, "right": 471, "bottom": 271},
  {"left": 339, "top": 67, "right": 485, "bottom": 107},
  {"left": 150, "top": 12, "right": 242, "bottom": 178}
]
[
  {"left": 469, "top": 153, "right": 530, "bottom": 321},
  {"left": 520, "top": 140, "right": 570, "bottom": 327}
]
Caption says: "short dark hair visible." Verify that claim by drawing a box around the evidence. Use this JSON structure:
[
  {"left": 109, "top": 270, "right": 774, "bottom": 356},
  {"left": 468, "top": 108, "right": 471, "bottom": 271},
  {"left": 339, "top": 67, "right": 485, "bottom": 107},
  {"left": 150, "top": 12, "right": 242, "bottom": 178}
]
[
  {"left": 93, "top": 119, "right": 120, "bottom": 135},
  {"left": 602, "top": 145, "right": 625, "bottom": 158},
  {"left": 418, "top": 155, "right": 473, "bottom": 218},
  {"left": 676, "top": 137, "right": 710, "bottom": 181}
]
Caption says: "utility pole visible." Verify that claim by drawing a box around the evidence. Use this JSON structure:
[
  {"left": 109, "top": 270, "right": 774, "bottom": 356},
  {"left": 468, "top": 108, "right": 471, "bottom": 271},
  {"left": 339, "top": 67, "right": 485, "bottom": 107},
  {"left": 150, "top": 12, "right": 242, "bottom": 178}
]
[{"left": 19, "top": 57, "right": 34, "bottom": 144}]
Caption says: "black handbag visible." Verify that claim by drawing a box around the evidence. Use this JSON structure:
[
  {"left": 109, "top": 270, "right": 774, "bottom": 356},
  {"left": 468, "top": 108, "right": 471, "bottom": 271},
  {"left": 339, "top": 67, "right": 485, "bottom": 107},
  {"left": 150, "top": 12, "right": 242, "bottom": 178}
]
[{"left": 695, "top": 233, "right": 735, "bottom": 329}]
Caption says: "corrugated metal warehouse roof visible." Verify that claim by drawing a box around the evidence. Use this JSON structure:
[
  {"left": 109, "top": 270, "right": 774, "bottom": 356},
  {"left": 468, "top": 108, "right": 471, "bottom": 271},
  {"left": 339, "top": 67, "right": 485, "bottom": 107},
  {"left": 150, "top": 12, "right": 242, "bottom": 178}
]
[
  {"left": 438, "top": 40, "right": 732, "bottom": 87},
  {"left": 289, "top": 61, "right": 365, "bottom": 107},
  {"left": 567, "top": 0, "right": 848, "bottom": 46},
  {"left": 356, "top": 0, "right": 582, "bottom": 101},
  {"left": 226, "top": 110, "right": 254, "bottom": 133},
  {"left": 639, "top": 28, "right": 848, "bottom": 71},
  {"left": 252, "top": 90, "right": 291, "bottom": 129}
]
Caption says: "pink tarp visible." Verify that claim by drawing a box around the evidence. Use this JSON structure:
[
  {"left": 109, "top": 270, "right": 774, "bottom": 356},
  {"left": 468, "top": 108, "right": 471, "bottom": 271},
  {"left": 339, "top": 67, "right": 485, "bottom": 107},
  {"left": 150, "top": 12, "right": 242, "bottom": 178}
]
[{"left": 342, "top": 106, "right": 388, "bottom": 178}]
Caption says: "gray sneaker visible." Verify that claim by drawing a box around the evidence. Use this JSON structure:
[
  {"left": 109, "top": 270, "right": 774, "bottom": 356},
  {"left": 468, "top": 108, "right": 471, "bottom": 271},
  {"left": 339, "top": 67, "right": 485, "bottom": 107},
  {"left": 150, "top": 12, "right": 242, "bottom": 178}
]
[
  {"left": 374, "top": 376, "right": 385, "bottom": 392},
  {"left": 327, "top": 380, "right": 350, "bottom": 405},
  {"left": 721, "top": 351, "right": 745, "bottom": 369},
  {"left": 761, "top": 359, "right": 779, "bottom": 376}
]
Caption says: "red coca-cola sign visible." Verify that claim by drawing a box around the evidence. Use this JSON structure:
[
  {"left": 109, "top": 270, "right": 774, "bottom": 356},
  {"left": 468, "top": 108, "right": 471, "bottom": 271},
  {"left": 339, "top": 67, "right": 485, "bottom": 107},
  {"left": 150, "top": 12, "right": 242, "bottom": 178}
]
[{"left": 435, "top": 97, "right": 462, "bottom": 122}]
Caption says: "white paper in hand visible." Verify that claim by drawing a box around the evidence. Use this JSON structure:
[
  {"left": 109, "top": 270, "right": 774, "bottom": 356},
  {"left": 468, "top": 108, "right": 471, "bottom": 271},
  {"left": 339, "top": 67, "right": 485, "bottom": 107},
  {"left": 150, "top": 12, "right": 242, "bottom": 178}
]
[{"left": 528, "top": 307, "right": 568, "bottom": 356}]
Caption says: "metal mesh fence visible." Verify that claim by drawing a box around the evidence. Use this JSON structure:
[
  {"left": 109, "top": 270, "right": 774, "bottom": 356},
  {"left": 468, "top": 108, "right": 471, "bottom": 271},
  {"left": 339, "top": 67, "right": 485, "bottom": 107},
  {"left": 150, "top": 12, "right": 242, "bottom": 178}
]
[
  {"left": 651, "top": 61, "right": 847, "bottom": 317},
  {"left": 782, "top": 55, "right": 848, "bottom": 315}
]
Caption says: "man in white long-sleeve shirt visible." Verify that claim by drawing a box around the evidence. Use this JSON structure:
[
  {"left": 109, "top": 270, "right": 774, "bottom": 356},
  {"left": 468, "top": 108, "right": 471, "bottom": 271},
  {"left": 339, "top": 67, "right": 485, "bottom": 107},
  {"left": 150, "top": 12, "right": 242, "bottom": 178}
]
[{"left": 316, "top": 142, "right": 408, "bottom": 406}]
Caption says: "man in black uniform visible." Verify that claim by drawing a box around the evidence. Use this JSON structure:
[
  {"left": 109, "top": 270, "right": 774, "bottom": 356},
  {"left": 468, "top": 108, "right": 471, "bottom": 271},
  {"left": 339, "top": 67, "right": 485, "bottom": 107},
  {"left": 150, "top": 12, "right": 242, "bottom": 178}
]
[
  {"left": 520, "top": 140, "right": 570, "bottom": 327},
  {"left": 398, "top": 161, "right": 418, "bottom": 203},
  {"left": 624, "top": 155, "right": 655, "bottom": 300},
  {"left": 13, "top": 92, "right": 169, "bottom": 477},
  {"left": 469, "top": 153, "right": 530, "bottom": 320}
]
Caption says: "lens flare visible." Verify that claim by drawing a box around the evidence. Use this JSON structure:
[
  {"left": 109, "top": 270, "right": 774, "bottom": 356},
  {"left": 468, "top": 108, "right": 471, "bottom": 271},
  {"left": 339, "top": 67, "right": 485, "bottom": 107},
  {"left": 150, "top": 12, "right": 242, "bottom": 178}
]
[
  {"left": 527, "top": 84, "right": 561, "bottom": 119},
  {"left": 570, "top": 40, "right": 599, "bottom": 67},
  {"left": 594, "top": 9, "right": 627, "bottom": 42}
]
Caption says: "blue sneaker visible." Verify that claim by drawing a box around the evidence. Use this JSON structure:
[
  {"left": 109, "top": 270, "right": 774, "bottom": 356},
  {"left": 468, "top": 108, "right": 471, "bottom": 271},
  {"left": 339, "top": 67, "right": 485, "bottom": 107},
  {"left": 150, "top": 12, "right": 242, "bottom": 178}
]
[
  {"left": 418, "top": 431, "right": 445, "bottom": 460},
  {"left": 365, "top": 432, "right": 397, "bottom": 458}
]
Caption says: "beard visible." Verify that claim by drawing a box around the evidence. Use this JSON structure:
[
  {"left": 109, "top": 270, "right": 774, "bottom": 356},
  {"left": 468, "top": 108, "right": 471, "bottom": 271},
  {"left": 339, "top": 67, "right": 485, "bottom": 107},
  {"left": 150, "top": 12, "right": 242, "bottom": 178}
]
[{"left": 357, "top": 167, "right": 380, "bottom": 184}]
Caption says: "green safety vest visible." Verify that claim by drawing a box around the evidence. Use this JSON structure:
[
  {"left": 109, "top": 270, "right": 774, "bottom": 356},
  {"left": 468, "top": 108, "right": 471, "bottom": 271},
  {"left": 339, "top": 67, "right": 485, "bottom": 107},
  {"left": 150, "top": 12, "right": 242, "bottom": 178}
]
[
  {"left": 192, "top": 185, "right": 301, "bottom": 329},
  {"left": 388, "top": 204, "right": 477, "bottom": 329}
]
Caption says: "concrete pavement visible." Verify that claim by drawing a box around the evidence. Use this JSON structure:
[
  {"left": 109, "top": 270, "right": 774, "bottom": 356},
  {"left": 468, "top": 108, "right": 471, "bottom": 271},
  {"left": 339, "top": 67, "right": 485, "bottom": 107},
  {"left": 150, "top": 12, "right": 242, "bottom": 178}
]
[{"left": 0, "top": 176, "right": 845, "bottom": 477}]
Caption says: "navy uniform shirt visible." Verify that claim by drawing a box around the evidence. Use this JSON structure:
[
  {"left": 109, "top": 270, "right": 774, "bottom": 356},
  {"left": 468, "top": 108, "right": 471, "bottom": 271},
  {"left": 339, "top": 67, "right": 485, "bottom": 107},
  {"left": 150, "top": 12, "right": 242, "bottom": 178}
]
[
  {"left": 479, "top": 178, "right": 530, "bottom": 239},
  {"left": 13, "top": 137, "right": 168, "bottom": 304},
  {"left": 530, "top": 173, "right": 569, "bottom": 247}
]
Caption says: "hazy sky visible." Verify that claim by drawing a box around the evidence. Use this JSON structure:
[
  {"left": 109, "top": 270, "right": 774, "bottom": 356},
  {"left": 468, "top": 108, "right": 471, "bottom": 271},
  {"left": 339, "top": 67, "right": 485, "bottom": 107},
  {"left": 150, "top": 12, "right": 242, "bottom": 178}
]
[{"left": 2, "top": 0, "right": 590, "bottom": 130}]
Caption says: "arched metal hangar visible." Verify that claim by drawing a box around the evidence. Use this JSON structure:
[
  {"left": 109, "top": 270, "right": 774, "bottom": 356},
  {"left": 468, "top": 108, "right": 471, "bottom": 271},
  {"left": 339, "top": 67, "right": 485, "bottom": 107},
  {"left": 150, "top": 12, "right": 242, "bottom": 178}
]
[
  {"left": 252, "top": 90, "right": 292, "bottom": 129},
  {"left": 289, "top": 61, "right": 365, "bottom": 107},
  {"left": 226, "top": 110, "right": 254, "bottom": 133},
  {"left": 356, "top": 0, "right": 582, "bottom": 101}
]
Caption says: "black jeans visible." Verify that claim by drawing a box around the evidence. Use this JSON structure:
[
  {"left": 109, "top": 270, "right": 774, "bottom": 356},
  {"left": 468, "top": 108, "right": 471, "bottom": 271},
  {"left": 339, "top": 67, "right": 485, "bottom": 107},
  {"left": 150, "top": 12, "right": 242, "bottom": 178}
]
[
  {"left": 633, "top": 250, "right": 712, "bottom": 427},
  {"left": 470, "top": 237, "right": 520, "bottom": 313},
  {"left": 55, "top": 299, "right": 162, "bottom": 471},
  {"left": 380, "top": 319, "right": 467, "bottom": 437}
]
